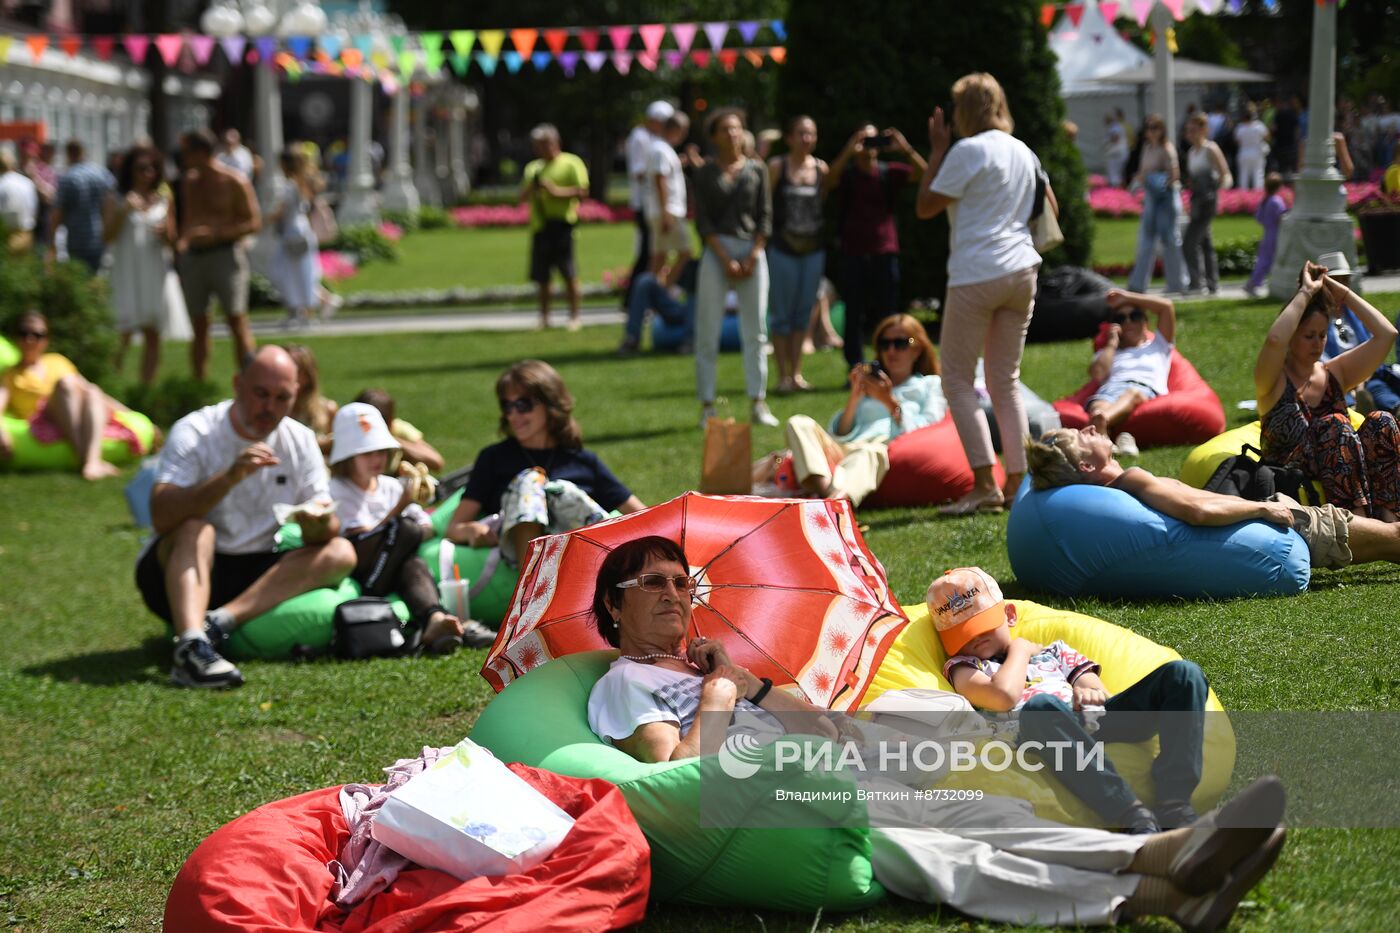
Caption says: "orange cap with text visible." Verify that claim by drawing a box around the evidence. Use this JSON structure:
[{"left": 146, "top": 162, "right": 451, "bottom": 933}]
[{"left": 926, "top": 567, "right": 1007, "bottom": 656}]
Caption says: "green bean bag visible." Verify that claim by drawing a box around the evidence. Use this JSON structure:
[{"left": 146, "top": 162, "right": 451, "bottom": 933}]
[
  {"left": 0, "top": 337, "right": 17, "bottom": 370},
  {"left": 207, "top": 577, "right": 408, "bottom": 662},
  {"left": 470, "top": 650, "right": 886, "bottom": 911},
  {"left": 1, "top": 409, "right": 156, "bottom": 472}
]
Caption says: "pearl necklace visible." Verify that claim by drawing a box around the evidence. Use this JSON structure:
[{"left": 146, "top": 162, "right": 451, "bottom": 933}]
[{"left": 621, "top": 652, "right": 689, "bottom": 664}]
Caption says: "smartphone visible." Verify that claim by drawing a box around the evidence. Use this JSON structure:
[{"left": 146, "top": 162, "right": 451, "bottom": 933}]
[
  {"left": 863, "top": 361, "right": 884, "bottom": 377},
  {"left": 864, "top": 134, "right": 890, "bottom": 150}
]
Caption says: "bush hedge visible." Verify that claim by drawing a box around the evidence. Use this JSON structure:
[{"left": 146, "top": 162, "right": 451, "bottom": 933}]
[{"left": 0, "top": 256, "right": 118, "bottom": 387}]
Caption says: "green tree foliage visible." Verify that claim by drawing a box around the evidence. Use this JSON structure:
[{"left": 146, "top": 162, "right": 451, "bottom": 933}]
[
  {"left": 0, "top": 256, "right": 117, "bottom": 388},
  {"left": 777, "top": 0, "right": 1090, "bottom": 305}
]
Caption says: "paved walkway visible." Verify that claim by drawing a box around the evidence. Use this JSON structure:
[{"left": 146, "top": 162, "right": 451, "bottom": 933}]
[{"left": 215, "top": 273, "right": 1400, "bottom": 340}]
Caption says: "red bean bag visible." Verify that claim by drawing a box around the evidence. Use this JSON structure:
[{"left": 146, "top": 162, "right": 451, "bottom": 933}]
[
  {"left": 862, "top": 417, "right": 1007, "bottom": 508},
  {"left": 1053, "top": 328, "right": 1225, "bottom": 448},
  {"left": 163, "top": 765, "right": 650, "bottom": 933}
]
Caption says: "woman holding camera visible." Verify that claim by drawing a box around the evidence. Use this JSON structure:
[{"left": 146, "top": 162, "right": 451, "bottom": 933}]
[
  {"left": 917, "top": 73, "right": 1049, "bottom": 515},
  {"left": 781, "top": 314, "right": 945, "bottom": 505}
]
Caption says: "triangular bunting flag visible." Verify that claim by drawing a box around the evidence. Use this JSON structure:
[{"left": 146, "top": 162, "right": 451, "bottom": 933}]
[
  {"left": 390, "top": 34, "right": 406, "bottom": 55},
  {"left": 531, "top": 51, "right": 552, "bottom": 71},
  {"left": 341, "top": 47, "right": 363, "bottom": 69},
  {"left": 288, "top": 37, "right": 311, "bottom": 61},
  {"left": 25, "top": 35, "right": 48, "bottom": 60},
  {"left": 420, "top": 32, "right": 444, "bottom": 56},
  {"left": 0, "top": 35, "right": 12, "bottom": 62},
  {"left": 1100, "top": 2, "right": 1121, "bottom": 23},
  {"left": 1197, "top": 0, "right": 1218, "bottom": 12},
  {"left": 770, "top": 19, "right": 786, "bottom": 42},
  {"left": 718, "top": 49, "right": 738, "bottom": 72},
  {"left": 502, "top": 50, "right": 523, "bottom": 73},
  {"left": 769, "top": 46, "right": 787, "bottom": 65},
  {"left": 612, "top": 50, "right": 632, "bottom": 74},
  {"left": 663, "top": 50, "right": 684, "bottom": 70},
  {"left": 449, "top": 30, "right": 475, "bottom": 56},
  {"left": 353, "top": 34, "right": 373, "bottom": 56},
  {"left": 448, "top": 51, "right": 469, "bottom": 76},
  {"left": 690, "top": 49, "right": 711, "bottom": 68},
  {"left": 583, "top": 50, "right": 607, "bottom": 72},
  {"left": 1040, "top": 4, "right": 1056, "bottom": 27},
  {"left": 474, "top": 51, "right": 499, "bottom": 76},
  {"left": 319, "top": 35, "right": 341, "bottom": 60},
  {"left": 510, "top": 28, "right": 537, "bottom": 57},
  {"left": 638, "top": 24, "right": 666, "bottom": 56},
  {"left": 671, "top": 23, "right": 697, "bottom": 55},
  {"left": 1163, "top": 0, "right": 1184, "bottom": 18},
  {"left": 543, "top": 29, "right": 568, "bottom": 56},
  {"left": 155, "top": 34, "right": 182, "bottom": 67},
  {"left": 91, "top": 36, "right": 115, "bottom": 60},
  {"left": 479, "top": 30, "right": 505, "bottom": 58},
  {"left": 398, "top": 51, "right": 417, "bottom": 77},
  {"left": 1066, "top": 3, "right": 1085, "bottom": 27},
  {"left": 608, "top": 25, "right": 632, "bottom": 51},
  {"left": 189, "top": 35, "right": 215, "bottom": 66},
  {"left": 737, "top": 20, "right": 760, "bottom": 45},
  {"left": 217, "top": 35, "right": 245, "bottom": 64},
  {"left": 579, "top": 29, "right": 600, "bottom": 52},
  {"left": 257, "top": 37, "right": 278, "bottom": 67},
  {"left": 743, "top": 49, "right": 763, "bottom": 68},
  {"left": 59, "top": 36, "right": 81, "bottom": 57},
  {"left": 704, "top": 22, "right": 728, "bottom": 50},
  {"left": 123, "top": 34, "right": 148, "bottom": 63},
  {"left": 637, "top": 51, "right": 658, "bottom": 71},
  {"left": 559, "top": 50, "right": 579, "bottom": 76},
  {"left": 1132, "top": 0, "right": 1154, "bottom": 25},
  {"left": 424, "top": 50, "right": 445, "bottom": 75}
]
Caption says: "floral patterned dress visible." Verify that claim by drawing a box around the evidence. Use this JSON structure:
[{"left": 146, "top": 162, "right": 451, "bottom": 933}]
[{"left": 1260, "top": 372, "right": 1400, "bottom": 516}]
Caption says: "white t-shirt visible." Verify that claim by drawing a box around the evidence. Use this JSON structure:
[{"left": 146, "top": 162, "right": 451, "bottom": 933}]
[
  {"left": 1234, "top": 120, "right": 1269, "bottom": 159},
  {"left": 330, "top": 474, "right": 429, "bottom": 535},
  {"left": 216, "top": 145, "right": 254, "bottom": 180},
  {"left": 155, "top": 400, "right": 329, "bottom": 554},
  {"left": 929, "top": 130, "right": 1042, "bottom": 287},
  {"left": 1099, "top": 332, "right": 1173, "bottom": 397},
  {"left": 587, "top": 658, "right": 779, "bottom": 745},
  {"left": 625, "top": 125, "right": 653, "bottom": 210},
  {"left": 644, "top": 137, "right": 686, "bottom": 221},
  {"left": 0, "top": 170, "right": 38, "bottom": 232}
]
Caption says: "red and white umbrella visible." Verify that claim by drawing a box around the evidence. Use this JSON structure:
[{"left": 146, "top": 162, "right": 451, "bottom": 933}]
[{"left": 481, "top": 492, "right": 908, "bottom": 711}]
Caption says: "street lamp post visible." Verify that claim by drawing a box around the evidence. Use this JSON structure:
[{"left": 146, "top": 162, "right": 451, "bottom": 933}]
[
  {"left": 381, "top": 76, "right": 419, "bottom": 212},
  {"left": 1268, "top": 0, "right": 1359, "bottom": 296},
  {"left": 338, "top": 69, "right": 379, "bottom": 225}
]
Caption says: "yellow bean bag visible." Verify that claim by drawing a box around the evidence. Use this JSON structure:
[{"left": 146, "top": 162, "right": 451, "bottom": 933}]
[
  {"left": 863, "top": 600, "right": 1234, "bottom": 827},
  {"left": 1179, "top": 413, "right": 1364, "bottom": 491}
]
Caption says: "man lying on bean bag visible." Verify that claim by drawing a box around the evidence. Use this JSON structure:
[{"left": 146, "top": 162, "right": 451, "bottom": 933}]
[{"left": 1025, "top": 425, "right": 1400, "bottom": 573}]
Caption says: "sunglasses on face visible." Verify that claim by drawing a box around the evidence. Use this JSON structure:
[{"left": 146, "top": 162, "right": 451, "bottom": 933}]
[
  {"left": 499, "top": 396, "right": 537, "bottom": 415},
  {"left": 877, "top": 336, "right": 916, "bottom": 352},
  {"left": 15, "top": 328, "right": 48, "bottom": 340},
  {"left": 1111, "top": 309, "right": 1147, "bottom": 325},
  {"left": 617, "top": 573, "right": 698, "bottom": 595}
]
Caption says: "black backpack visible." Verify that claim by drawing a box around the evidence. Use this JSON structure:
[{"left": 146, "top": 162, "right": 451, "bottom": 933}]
[{"left": 1202, "top": 444, "right": 1320, "bottom": 506}]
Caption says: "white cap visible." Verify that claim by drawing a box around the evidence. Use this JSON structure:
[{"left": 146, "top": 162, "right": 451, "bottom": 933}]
[
  {"left": 328, "top": 402, "right": 400, "bottom": 465},
  {"left": 1318, "top": 251, "right": 1352, "bottom": 278},
  {"left": 645, "top": 100, "right": 675, "bottom": 122}
]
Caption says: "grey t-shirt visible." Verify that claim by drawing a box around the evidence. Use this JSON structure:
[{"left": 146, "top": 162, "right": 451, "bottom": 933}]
[{"left": 692, "top": 157, "right": 772, "bottom": 241}]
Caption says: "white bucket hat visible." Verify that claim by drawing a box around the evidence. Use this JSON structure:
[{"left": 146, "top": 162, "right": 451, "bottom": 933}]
[
  {"left": 329, "top": 402, "right": 400, "bottom": 465},
  {"left": 1318, "top": 251, "right": 1352, "bottom": 278},
  {"left": 645, "top": 100, "right": 675, "bottom": 122}
]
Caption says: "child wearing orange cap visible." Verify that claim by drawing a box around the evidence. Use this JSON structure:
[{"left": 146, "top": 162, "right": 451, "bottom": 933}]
[{"left": 928, "top": 567, "right": 1210, "bottom": 834}]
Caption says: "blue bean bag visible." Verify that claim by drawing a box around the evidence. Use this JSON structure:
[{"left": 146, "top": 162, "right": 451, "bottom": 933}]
[{"left": 1007, "top": 480, "right": 1310, "bottom": 598}]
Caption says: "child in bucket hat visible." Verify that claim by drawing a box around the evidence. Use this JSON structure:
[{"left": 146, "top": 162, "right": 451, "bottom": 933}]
[
  {"left": 329, "top": 404, "right": 496, "bottom": 651},
  {"left": 929, "top": 567, "right": 1210, "bottom": 834}
]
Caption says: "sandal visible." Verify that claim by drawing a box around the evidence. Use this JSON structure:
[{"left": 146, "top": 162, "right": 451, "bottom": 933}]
[{"left": 938, "top": 489, "right": 1005, "bottom": 516}]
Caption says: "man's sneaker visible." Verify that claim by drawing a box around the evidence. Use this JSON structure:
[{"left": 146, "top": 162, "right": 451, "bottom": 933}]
[
  {"left": 171, "top": 637, "right": 245, "bottom": 689},
  {"left": 203, "top": 613, "right": 231, "bottom": 650},
  {"left": 460, "top": 619, "right": 498, "bottom": 648},
  {"left": 1112, "top": 431, "right": 1140, "bottom": 458},
  {"left": 616, "top": 337, "right": 639, "bottom": 357}
]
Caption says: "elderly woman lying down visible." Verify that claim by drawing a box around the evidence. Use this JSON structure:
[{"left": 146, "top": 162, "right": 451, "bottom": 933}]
[{"left": 585, "top": 534, "right": 1286, "bottom": 932}]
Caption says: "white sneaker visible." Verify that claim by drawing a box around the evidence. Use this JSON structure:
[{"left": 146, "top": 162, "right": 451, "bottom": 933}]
[
  {"left": 1243, "top": 285, "right": 1260, "bottom": 298},
  {"left": 1112, "top": 432, "right": 1140, "bottom": 458},
  {"left": 751, "top": 400, "right": 780, "bottom": 427}
]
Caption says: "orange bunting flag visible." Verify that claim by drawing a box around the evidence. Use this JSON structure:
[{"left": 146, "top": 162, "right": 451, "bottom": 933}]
[
  {"left": 743, "top": 49, "right": 764, "bottom": 68},
  {"left": 341, "top": 48, "right": 364, "bottom": 69},
  {"left": 509, "top": 28, "right": 537, "bottom": 57},
  {"left": 769, "top": 46, "right": 786, "bottom": 64},
  {"left": 25, "top": 35, "right": 48, "bottom": 60},
  {"left": 1039, "top": 4, "right": 1055, "bottom": 27},
  {"left": 718, "top": 48, "right": 738, "bottom": 72},
  {"left": 543, "top": 29, "right": 568, "bottom": 56},
  {"left": 59, "top": 36, "right": 81, "bottom": 57}
]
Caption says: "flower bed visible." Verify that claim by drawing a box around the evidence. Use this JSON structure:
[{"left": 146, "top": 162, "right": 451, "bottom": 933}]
[
  {"left": 1088, "top": 180, "right": 1381, "bottom": 218},
  {"left": 450, "top": 200, "right": 634, "bottom": 229}
]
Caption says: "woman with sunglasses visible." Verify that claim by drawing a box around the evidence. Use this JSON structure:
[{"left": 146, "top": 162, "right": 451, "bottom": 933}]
[
  {"left": 0, "top": 310, "right": 134, "bottom": 479},
  {"left": 1084, "top": 289, "right": 1178, "bottom": 458},
  {"left": 447, "top": 359, "right": 645, "bottom": 565},
  {"left": 780, "top": 314, "right": 944, "bottom": 505},
  {"left": 1127, "top": 115, "right": 1188, "bottom": 295},
  {"left": 103, "top": 145, "right": 186, "bottom": 385}
]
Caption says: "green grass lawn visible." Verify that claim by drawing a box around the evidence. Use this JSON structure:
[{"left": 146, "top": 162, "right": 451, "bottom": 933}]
[
  {"left": 3, "top": 294, "right": 1399, "bottom": 930},
  {"left": 335, "top": 215, "right": 1272, "bottom": 300}
]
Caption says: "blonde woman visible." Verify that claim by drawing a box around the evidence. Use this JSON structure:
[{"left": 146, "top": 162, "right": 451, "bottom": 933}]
[
  {"left": 270, "top": 149, "right": 322, "bottom": 329},
  {"left": 917, "top": 73, "right": 1051, "bottom": 514}
]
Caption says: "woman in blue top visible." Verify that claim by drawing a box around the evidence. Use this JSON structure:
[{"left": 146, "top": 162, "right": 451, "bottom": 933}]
[
  {"left": 447, "top": 359, "right": 645, "bottom": 564},
  {"left": 782, "top": 314, "right": 945, "bottom": 504}
]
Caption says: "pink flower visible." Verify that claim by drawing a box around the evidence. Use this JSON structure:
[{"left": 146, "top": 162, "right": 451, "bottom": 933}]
[
  {"left": 318, "top": 250, "right": 358, "bottom": 281},
  {"left": 377, "top": 221, "right": 403, "bottom": 241}
]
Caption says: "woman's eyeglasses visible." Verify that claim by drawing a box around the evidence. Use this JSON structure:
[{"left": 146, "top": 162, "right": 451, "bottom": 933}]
[
  {"left": 617, "top": 573, "right": 697, "bottom": 594},
  {"left": 1111, "top": 309, "right": 1147, "bottom": 325},
  {"left": 15, "top": 328, "right": 48, "bottom": 340},
  {"left": 876, "top": 336, "right": 916, "bottom": 352},
  {"left": 499, "top": 397, "right": 537, "bottom": 415}
]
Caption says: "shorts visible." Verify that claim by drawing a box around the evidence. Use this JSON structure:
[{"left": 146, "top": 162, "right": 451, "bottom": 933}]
[
  {"left": 179, "top": 243, "right": 250, "bottom": 317},
  {"left": 529, "top": 221, "right": 577, "bottom": 284},
  {"left": 1270, "top": 493, "right": 1354, "bottom": 570},
  {"left": 1089, "top": 380, "right": 1161, "bottom": 406},
  {"left": 135, "top": 541, "right": 282, "bottom": 623},
  {"left": 646, "top": 212, "right": 691, "bottom": 256}
]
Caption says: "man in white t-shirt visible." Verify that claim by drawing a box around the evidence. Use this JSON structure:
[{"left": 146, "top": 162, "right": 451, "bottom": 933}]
[
  {"left": 622, "top": 101, "right": 674, "bottom": 309},
  {"left": 136, "top": 346, "right": 356, "bottom": 688},
  {"left": 215, "top": 128, "right": 255, "bottom": 181},
  {"left": 1086, "top": 289, "right": 1178, "bottom": 458},
  {"left": 0, "top": 149, "right": 39, "bottom": 254},
  {"left": 645, "top": 111, "right": 692, "bottom": 278}
]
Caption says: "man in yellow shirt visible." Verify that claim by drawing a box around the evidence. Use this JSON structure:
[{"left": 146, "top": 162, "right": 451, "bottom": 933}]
[{"left": 521, "top": 124, "right": 589, "bottom": 330}]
